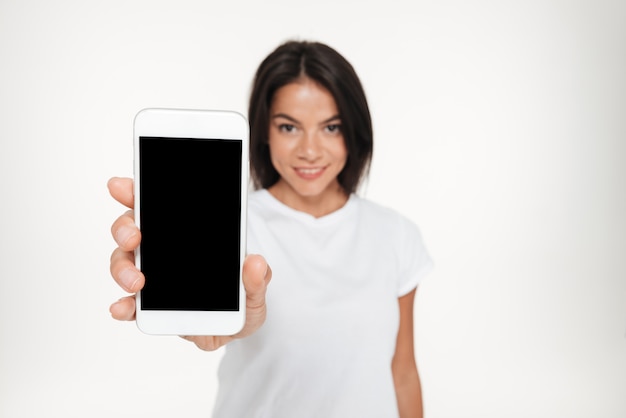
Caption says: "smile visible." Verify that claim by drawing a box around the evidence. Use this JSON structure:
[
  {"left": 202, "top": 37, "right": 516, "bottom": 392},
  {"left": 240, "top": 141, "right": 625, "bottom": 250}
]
[{"left": 295, "top": 166, "right": 325, "bottom": 179}]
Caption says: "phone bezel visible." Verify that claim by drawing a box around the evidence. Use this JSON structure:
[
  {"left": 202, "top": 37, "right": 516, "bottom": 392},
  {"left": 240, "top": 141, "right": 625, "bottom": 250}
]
[{"left": 133, "top": 108, "right": 248, "bottom": 336}]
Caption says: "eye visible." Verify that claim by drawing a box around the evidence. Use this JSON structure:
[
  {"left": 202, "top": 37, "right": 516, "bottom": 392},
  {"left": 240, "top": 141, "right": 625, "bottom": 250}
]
[
  {"left": 278, "top": 123, "right": 297, "bottom": 133},
  {"left": 325, "top": 124, "right": 342, "bottom": 134}
]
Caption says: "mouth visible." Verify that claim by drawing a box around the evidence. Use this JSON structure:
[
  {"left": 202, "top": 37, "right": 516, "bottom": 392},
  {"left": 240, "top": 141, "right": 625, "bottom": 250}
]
[{"left": 294, "top": 166, "right": 325, "bottom": 179}]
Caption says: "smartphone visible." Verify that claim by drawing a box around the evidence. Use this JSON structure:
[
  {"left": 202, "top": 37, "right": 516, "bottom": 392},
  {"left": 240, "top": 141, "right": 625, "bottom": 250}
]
[{"left": 133, "top": 108, "right": 248, "bottom": 336}]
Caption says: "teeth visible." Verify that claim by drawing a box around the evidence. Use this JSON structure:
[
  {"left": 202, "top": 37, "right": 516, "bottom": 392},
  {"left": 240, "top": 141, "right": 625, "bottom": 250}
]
[{"left": 298, "top": 168, "right": 322, "bottom": 175}]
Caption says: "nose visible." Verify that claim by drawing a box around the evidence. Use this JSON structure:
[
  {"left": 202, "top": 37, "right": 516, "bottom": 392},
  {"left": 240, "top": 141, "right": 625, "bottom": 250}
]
[{"left": 297, "top": 131, "right": 322, "bottom": 161}]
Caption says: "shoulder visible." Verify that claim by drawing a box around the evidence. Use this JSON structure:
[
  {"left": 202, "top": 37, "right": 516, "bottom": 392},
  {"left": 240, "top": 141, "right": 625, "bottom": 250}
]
[
  {"left": 247, "top": 188, "right": 267, "bottom": 204},
  {"left": 246, "top": 188, "right": 296, "bottom": 226},
  {"left": 353, "top": 195, "right": 420, "bottom": 231},
  {"left": 247, "top": 188, "right": 272, "bottom": 214},
  {"left": 354, "top": 195, "right": 434, "bottom": 293},
  {"left": 353, "top": 195, "right": 430, "bottom": 258}
]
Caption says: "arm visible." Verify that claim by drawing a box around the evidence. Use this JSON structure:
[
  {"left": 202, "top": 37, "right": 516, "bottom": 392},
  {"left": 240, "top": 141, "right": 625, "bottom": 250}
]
[{"left": 392, "top": 288, "right": 423, "bottom": 418}]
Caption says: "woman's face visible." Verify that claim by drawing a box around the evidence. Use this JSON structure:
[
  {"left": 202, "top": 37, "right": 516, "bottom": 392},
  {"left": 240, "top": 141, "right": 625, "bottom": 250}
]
[{"left": 267, "top": 78, "right": 348, "bottom": 216}]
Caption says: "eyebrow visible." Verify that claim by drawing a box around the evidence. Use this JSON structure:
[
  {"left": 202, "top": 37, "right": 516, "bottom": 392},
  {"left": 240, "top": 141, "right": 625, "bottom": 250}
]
[{"left": 271, "top": 113, "right": 341, "bottom": 125}]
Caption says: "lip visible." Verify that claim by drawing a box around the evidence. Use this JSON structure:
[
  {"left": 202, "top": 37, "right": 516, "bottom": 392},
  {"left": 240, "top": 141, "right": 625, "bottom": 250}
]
[{"left": 294, "top": 166, "right": 326, "bottom": 180}]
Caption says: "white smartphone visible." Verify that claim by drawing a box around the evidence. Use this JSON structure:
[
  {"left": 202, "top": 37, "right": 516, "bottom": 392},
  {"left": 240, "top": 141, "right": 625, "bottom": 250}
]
[{"left": 133, "top": 108, "right": 248, "bottom": 336}]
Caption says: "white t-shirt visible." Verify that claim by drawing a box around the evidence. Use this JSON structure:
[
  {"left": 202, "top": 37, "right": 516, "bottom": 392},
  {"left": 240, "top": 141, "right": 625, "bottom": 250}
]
[{"left": 212, "top": 189, "right": 433, "bottom": 418}]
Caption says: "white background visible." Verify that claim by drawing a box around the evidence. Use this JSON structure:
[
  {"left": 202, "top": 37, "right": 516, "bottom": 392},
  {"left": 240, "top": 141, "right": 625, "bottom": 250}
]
[{"left": 1, "top": 0, "right": 625, "bottom": 417}]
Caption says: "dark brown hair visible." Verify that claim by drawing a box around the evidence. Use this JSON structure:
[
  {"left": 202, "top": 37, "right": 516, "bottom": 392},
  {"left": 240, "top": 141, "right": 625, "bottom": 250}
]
[{"left": 248, "top": 40, "right": 373, "bottom": 194}]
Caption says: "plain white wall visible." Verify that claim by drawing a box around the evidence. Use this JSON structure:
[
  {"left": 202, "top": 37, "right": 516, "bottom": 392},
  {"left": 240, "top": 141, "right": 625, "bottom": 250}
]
[{"left": 1, "top": 1, "right": 624, "bottom": 417}]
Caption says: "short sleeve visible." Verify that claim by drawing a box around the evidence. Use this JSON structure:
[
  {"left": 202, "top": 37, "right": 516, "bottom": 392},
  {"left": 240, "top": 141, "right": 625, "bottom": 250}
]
[{"left": 396, "top": 216, "right": 434, "bottom": 297}]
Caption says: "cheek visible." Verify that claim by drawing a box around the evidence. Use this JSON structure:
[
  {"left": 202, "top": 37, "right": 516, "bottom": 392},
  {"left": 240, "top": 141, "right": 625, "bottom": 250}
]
[
  {"left": 338, "top": 145, "right": 349, "bottom": 173},
  {"left": 268, "top": 133, "right": 298, "bottom": 158},
  {"left": 267, "top": 139, "right": 289, "bottom": 169},
  {"left": 334, "top": 140, "right": 349, "bottom": 163}
]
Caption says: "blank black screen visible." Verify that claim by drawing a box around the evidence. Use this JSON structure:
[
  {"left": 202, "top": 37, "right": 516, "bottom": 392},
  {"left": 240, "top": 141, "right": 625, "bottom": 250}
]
[{"left": 139, "top": 136, "right": 242, "bottom": 311}]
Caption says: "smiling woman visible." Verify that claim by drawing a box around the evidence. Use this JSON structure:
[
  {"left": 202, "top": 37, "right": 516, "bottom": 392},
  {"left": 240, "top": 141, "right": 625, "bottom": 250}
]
[{"left": 107, "top": 40, "right": 434, "bottom": 418}]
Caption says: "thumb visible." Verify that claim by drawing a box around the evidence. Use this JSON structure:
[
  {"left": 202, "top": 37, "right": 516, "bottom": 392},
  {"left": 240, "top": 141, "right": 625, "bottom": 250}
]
[{"left": 242, "top": 254, "right": 271, "bottom": 309}]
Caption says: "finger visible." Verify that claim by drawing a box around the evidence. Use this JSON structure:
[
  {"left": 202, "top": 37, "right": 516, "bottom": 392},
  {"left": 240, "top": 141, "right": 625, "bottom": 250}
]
[
  {"left": 110, "top": 247, "right": 145, "bottom": 293},
  {"left": 242, "top": 254, "right": 271, "bottom": 309},
  {"left": 110, "top": 210, "right": 140, "bottom": 251},
  {"left": 107, "top": 177, "right": 134, "bottom": 209},
  {"left": 179, "top": 335, "right": 232, "bottom": 352},
  {"left": 110, "top": 295, "right": 137, "bottom": 321}
]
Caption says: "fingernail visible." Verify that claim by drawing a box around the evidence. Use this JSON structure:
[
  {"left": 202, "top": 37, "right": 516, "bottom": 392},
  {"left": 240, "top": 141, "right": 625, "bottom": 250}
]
[
  {"left": 115, "top": 225, "right": 137, "bottom": 247},
  {"left": 119, "top": 268, "right": 139, "bottom": 292}
]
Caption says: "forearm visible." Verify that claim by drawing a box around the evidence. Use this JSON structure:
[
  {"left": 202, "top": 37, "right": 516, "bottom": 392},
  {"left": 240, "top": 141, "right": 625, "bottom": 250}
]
[
  {"left": 393, "top": 289, "right": 423, "bottom": 417},
  {"left": 394, "top": 366, "right": 423, "bottom": 418}
]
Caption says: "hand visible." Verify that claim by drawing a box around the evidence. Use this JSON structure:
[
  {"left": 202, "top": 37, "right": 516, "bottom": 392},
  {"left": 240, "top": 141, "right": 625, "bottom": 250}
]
[{"left": 107, "top": 177, "right": 271, "bottom": 351}]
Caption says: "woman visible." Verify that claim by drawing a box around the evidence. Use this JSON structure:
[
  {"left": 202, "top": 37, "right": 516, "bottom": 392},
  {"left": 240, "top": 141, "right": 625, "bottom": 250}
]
[{"left": 108, "top": 40, "right": 433, "bottom": 418}]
